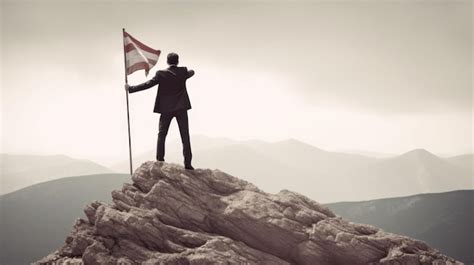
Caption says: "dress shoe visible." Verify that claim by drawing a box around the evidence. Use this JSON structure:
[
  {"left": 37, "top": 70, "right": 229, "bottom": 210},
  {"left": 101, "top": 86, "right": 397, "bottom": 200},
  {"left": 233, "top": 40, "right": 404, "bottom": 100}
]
[{"left": 184, "top": 164, "right": 194, "bottom": 170}]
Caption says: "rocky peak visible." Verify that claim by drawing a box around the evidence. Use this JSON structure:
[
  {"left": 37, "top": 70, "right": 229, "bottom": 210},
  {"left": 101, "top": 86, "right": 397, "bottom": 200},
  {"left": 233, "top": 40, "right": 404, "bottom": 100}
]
[{"left": 35, "top": 161, "right": 461, "bottom": 264}]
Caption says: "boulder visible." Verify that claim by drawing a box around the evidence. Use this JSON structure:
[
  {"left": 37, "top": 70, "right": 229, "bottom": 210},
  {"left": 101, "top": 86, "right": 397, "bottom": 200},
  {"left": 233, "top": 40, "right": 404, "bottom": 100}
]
[{"left": 35, "top": 161, "right": 462, "bottom": 264}]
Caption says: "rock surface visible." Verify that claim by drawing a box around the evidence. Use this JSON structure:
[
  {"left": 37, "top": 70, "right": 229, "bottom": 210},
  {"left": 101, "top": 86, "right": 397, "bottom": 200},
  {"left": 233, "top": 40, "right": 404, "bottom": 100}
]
[{"left": 35, "top": 161, "right": 462, "bottom": 264}]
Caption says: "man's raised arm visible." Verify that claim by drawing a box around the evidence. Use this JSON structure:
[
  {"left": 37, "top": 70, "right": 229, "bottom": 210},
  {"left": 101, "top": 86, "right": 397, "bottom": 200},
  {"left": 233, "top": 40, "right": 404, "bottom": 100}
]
[
  {"left": 187, "top": 68, "right": 195, "bottom": 79},
  {"left": 127, "top": 71, "right": 160, "bottom": 93}
]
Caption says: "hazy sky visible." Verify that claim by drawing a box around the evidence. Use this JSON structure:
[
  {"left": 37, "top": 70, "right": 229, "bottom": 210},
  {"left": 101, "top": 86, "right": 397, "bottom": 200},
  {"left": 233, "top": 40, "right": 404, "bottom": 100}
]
[{"left": 1, "top": 0, "right": 472, "bottom": 165}]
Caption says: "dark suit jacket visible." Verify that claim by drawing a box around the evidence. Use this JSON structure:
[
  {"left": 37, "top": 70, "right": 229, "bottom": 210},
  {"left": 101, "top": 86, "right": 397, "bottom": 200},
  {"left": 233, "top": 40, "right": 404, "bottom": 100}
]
[{"left": 129, "top": 65, "right": 194, "bottom": 113}]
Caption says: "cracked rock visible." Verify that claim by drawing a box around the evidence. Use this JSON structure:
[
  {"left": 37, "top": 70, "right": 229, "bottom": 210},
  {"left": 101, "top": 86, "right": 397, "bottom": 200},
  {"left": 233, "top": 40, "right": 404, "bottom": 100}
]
[{"left": 34, "top": 161, "right": 462, "bottom": 265}]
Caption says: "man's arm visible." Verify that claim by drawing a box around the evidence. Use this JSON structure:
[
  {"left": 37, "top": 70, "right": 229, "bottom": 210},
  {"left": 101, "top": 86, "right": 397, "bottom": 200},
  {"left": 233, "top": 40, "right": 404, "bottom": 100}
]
[
  {"left": 186, "top": 68, "right": 195, "bottom": 79},
  {"left": 128, "top": 71, "right": 160, "bottom": 93}
]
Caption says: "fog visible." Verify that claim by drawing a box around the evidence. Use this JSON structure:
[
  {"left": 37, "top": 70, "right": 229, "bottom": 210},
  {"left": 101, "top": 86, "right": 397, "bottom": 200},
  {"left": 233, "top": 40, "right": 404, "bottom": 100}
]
[{"left": 1, "top": 0, "right": 472, "bottom": 166}]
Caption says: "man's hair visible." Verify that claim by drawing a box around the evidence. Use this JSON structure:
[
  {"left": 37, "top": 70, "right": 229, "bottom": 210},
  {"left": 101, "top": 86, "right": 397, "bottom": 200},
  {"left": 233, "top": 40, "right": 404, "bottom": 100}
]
[{"left": 167, "top": 52, "right": 179, "bottom": 65}]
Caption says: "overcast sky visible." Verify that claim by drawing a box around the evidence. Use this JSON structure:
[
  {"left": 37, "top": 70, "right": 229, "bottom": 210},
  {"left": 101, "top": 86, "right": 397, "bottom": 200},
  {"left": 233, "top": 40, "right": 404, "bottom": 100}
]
[{"left": 1, "top": 0, "right": 472, "bottom": 165}]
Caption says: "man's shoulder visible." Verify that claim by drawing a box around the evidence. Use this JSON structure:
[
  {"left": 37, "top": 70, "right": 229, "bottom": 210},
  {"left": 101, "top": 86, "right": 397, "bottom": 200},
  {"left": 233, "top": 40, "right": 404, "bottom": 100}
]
[
  {"left": 158, "top": 66, "right": 188, "bottom": 72},
  {"left": 172, "top": 66, "right": 188, "bottom": 71},
  {"left": 156, "top": 69, "right": 173, "bottom": 77},
  {"left": 170, "top": 66, "right": 187, "bottom": 73}
]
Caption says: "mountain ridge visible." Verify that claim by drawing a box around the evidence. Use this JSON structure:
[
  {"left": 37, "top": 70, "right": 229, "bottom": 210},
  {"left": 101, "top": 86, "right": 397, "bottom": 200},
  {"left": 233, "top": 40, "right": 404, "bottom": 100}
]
[
  {"left": 1, "top": 154, "right": 113, "bottom": 194},
  {"left": 111, "top": 137, "right": 472, "bottom": 202},
  {"left": 327, "top": 190, "right": 474, "bottom": 263}
]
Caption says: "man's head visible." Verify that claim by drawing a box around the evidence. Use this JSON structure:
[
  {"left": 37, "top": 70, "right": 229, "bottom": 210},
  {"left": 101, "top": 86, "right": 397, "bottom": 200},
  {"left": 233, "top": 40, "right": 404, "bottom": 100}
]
[{"left": 167, "top": 52, "right": 179, "bottom": 66}]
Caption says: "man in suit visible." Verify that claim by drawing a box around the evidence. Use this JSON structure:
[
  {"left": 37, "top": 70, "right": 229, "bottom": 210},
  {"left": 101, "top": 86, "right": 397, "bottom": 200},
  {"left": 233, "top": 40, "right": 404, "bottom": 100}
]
[{"left": 125, "top": 52, "right": 195, "bottom": 170}]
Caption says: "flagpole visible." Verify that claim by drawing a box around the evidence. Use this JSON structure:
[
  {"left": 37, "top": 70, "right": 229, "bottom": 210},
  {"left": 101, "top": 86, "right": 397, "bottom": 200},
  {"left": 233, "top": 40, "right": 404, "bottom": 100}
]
[{"left": 122, "top": 28, "right": 133, "bottom": 176}]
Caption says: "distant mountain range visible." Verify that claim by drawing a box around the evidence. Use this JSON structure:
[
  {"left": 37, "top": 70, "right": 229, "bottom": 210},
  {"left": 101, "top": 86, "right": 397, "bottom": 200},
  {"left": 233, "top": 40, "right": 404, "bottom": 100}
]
[
  {"left": 0, "top": 173, "right": 129, "bottom": 265},
  {"left": 447, "top": 154, "right": 474, "bottom": 171},
  {"left": 113, "top": 135, "right": 473, "bottom": 202},
  {"left": 1, "top": 174, "right": 471, "bottom": 264},
  {"left": 0, "top": 154, "right": 113, "bottom": 194},
  {"left": 326, "top": 190, "right": 474, "bottom": 264}
]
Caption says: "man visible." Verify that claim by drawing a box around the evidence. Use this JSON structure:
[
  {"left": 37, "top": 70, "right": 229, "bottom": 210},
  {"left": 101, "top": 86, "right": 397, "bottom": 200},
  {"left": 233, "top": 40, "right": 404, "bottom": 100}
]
[{"left": 125, "top": 52, "right": 195, "bottom": 170}]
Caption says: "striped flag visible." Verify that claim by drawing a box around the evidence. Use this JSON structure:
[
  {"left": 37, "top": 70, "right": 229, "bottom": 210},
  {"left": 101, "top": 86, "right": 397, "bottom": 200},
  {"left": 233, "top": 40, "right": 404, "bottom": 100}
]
[{"left": 123, "top": 30, "right": 161, "bottom": 76}]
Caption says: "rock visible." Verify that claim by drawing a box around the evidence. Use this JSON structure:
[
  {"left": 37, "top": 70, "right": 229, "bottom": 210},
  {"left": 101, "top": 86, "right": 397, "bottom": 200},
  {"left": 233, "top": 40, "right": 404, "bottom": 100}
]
[{"left": 34, "top": 161, "right": 462, "bottom": 264}]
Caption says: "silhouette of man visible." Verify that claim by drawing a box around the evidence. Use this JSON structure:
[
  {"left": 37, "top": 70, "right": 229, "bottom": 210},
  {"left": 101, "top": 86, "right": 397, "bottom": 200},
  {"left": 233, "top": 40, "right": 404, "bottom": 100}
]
[{"left": 125, "top": 52, "right": 195, "bottom": 170}]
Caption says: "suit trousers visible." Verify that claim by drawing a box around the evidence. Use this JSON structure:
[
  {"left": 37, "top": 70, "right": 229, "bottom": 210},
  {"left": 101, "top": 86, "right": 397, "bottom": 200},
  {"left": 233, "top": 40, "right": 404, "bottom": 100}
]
[{"left": 157, "top": 109, "right": 192, "bottom": 165}]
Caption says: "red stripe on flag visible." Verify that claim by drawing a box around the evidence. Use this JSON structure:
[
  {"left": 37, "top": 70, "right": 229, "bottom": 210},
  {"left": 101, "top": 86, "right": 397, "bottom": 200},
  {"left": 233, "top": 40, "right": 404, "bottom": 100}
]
[
  {"left": 123, "top": 31, "right": 161, "bottom": 55},
  {"left": 126, "top": 61, "right": 159, "bottom": 75},
  {"left": 124, "top": 43, "right": 161, "bottom": 56}
]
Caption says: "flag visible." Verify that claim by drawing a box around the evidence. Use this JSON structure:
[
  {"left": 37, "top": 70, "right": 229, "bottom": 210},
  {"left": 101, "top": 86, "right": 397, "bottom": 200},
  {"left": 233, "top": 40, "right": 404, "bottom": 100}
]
[{"left": 123, "top": 30, "right": 161, "bottom": 76}]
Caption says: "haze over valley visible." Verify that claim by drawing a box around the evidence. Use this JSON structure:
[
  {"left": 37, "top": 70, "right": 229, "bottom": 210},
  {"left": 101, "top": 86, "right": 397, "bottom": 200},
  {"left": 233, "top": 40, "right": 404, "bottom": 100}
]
[{"left": 113, "top": 135, "right": 473, "bottom": 202}]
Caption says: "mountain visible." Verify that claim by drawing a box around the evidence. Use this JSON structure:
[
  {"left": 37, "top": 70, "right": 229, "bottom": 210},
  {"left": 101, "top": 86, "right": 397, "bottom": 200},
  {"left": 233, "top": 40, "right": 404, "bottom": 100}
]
[
  {"left": 112, "top": 136, "right": 472, "bottom": 202},
  {"left": 35, "top": 161, "right": 460, "bottom": 264},
  {"left": 326, "top": 190, "right": 474, "bottom": 264},
  {"left": 0, "top": 173, "right": 129, "bottom": 265},
  {"left": 0, "top": 154, "right": 113, "bottom": 194},
  {"left": 360, "top": 149, "right": 472, "bottom": 195},
  {"left": 447, "top": 154, "right": 473, "bottom": 172},
  {"left": 247, "top": 138, "right": 375, "bottom": 174}
]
